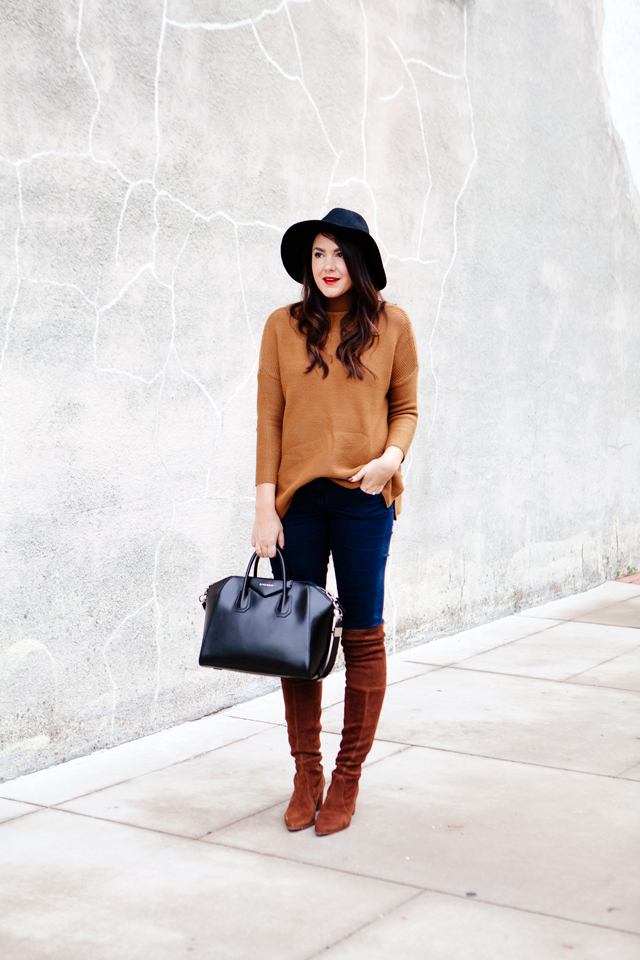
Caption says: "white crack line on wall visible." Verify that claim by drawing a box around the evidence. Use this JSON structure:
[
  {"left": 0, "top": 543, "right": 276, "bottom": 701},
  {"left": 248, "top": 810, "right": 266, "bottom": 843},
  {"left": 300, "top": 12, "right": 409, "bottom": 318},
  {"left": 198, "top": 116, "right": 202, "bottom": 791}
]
[
  {"left": 154, "top": 0, "right": 169, "bottom": 186},
  {"left": 165, "top": 0, "right": 314, "bottom": 34},
  {"left": 382, "top": 6, "right": 475, "bottom": 645},
  {"left": 387, "top": 8, "right": 477, "bottom": 442},
  {"left": 181, "top": 354, "right": 260, "bottom": 500},
  {"left": 170, "top": 210, "right": 268, "bottom": 497},
  {"left": 322, "top": 151, "right": 345, "bottom": 210},
  {"left": 282, "top": 0, "right": 349, "bottom": 212},
  {"left": 379, "top": 84, "right": 404, "bottom": 103},
  {"left": 427, "top": 7, "right": 476, "bottom": 441},
  {"left": 234, "top": 223, "right": 258, "bottom": 355},
  {"left": 167, "top": 0, "right": 338, "bottom": 162},
  {"left": 94, "top": 264, "right": 165, "bottom": 385},
  {"left": 178, "top": 366, "right": 224, "bottom": 500},
  {"left": 375, "top": 48, "right": 440, "bottom": 269},
  {"left": 15, "top": 165, "right": 25, "bottom": 226},
  {"left": 359, "top": 0, "right": 369, "bottom": 182},
  {"left": 284, "top": 0, "right": 305, "bottom": 76},
  {"left": 0, "top": 226, "right": 21, "bottom": 499},
  {"left": 99, "top": 224, "right": 195, "bottom": 729},
  {"left": 98, "top": 222, "right": 197, "bottom": 734},
  {"left": 251, "top": 25, "right": 339, "bottom": 162},
  {"left": 190, "top": 219, "right": 262, "bottom": 493},
  {"left": 0, "top": 416, "right": 6, "bottom": 495},
  {"left": 171, "top": 219, "right": 261, "bottom": 501},
  {"left": 22, "top": 275, "right": 160, "bottom": 388},
  {"left": 0, "top": 227, "right": 21, "bottom": 374},
  {"left": 102, "top": 599, "right": 155, "bottom": 739},
  {"left": 76, "top": 0, "right": 101, "bottom": 155},
  {"left": 332, "top": 175, "right": 381, "bottom": 237},
  {"left": 148, "top": 227, "right": 195, "bottom": 704},
  {"left": 387, "top": 37, "right": 434, "bottom": 260}
]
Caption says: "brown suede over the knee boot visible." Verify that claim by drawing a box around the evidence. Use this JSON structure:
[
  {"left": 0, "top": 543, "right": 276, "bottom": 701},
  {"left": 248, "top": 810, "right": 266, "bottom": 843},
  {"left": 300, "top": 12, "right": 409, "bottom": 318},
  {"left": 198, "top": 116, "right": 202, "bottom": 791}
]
[
  {"left": 315, "top": 624, "right": 386, "bottom": 836},
  {"left": 281, "top": 678, "right": 324, "bottom": 830}
]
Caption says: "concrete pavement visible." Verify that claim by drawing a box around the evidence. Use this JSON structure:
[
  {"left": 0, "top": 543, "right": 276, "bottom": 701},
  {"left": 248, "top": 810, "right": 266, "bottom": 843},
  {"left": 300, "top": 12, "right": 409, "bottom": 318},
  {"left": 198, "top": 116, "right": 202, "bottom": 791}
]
[{"left": 1, "top": 580, "right": 639, "bottom": 958}]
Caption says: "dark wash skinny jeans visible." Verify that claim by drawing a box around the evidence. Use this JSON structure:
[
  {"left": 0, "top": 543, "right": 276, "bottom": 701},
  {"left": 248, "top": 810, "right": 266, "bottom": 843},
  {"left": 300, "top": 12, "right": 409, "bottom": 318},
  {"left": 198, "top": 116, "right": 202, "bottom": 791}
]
[{"left": 270, "top": 477, "right": 394, "bottom": 630}]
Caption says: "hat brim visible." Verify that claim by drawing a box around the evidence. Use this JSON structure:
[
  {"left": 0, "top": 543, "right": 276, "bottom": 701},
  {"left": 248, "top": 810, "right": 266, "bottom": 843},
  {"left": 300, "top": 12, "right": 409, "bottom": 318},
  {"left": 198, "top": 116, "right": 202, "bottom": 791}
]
[{"left": 281, "top": 220, "right": 387, "bottom": 291}]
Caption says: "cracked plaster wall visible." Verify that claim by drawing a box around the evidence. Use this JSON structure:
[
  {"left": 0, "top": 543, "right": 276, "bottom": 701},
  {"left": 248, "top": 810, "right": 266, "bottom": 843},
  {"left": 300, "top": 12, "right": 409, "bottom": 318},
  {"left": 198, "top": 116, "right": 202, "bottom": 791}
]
[{"left": 1, "top": 0, "right": 639, "bottom": 780}]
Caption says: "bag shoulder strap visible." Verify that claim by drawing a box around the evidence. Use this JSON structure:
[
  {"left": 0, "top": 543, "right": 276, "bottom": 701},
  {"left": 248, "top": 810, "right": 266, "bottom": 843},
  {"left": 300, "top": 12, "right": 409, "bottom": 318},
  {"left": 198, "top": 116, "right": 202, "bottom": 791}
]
[{"left": 316, "top": 618, "right": 342, "bottom": 679}]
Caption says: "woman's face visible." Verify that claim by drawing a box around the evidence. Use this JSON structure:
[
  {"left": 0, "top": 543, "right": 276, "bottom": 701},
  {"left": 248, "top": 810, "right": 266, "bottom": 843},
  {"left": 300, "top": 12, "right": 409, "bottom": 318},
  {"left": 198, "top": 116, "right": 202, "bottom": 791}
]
[{"left": 311, "top": 233, "right": 353, "bottom": 298}]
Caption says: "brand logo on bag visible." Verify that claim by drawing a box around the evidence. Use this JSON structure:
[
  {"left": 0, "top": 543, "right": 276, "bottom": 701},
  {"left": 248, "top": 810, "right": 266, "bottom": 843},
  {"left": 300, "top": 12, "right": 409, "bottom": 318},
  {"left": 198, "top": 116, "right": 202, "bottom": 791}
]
[{"left": 258, "top": 582, "right": 274, "bottom": 586}]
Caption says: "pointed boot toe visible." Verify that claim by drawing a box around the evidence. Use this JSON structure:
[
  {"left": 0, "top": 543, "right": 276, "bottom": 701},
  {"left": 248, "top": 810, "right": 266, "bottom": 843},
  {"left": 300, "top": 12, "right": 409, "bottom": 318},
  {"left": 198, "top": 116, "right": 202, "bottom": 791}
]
[
  {"left": 314, "top": 776, "right": 358, "bottom": 835},
  {"left": 284, "top": 769, "right": 325, "bottom": 831}
]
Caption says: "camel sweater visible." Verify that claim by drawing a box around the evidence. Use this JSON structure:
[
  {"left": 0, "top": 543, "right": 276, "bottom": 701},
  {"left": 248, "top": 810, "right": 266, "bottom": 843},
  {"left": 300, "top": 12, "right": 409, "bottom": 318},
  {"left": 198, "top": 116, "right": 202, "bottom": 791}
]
[{"left": 256, "top": 295, "right": 419, "bottom": 518}]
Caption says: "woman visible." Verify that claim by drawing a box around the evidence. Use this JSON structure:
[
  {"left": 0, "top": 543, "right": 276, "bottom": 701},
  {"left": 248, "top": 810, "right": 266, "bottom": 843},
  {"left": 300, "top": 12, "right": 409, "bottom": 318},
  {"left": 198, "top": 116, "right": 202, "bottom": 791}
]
[{"left": 252, "top": 208, "right": 418, "bottom": 835}]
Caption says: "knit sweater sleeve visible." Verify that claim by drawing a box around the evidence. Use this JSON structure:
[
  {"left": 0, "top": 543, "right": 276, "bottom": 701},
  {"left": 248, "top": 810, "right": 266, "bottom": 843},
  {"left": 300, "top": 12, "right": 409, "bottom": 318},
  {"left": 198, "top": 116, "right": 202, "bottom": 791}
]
[
  {"left": 385, "top": 311, "right": 419, "bottom": 457},
  {"left": 256, "top": 312, "right": 285, "bottom": 485}
]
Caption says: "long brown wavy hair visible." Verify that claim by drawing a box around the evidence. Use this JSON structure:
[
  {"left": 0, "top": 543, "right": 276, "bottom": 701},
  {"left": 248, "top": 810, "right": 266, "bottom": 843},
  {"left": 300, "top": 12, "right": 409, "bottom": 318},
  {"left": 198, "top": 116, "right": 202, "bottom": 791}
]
[{"left": 291, "top": 231, "right": 387, "bottom": 380}]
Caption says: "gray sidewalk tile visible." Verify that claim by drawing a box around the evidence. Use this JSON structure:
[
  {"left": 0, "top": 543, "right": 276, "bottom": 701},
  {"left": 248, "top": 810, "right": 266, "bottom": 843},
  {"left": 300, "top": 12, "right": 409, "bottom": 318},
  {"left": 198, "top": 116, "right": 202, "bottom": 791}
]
[
  {"left": 456, "top": 621, "right": 640, "bottom": 682},
  {"left": 0, "top": 714, "right": 264, "bottom": 806},
  {"left": 222, "top": 658, "right": 436, "bottom": 724},
  {"left": 619, "top": 763, "right": 640, "bottom": 781},
  {"left": 321, "top": 890, "right": 640, "bottom": 960},
  {"left": 212, "top": 746, "right": 640, "bottom": 932},
  {"left": 0, "top": 809, "right": 181, "bottom": 913},
  {"left": 399, "top": 616, "right": 562, "bottom": 666},
  {"left": 60, "top": 725, "right": 405, "bottom": 839},
  {"left": 59, "top": 725, "right": 295, "bottom": 839},
  {"left": 517, "top": 582, "right": 640, "bottom": 621},
  {"left": 567, "top": 645, "right": 640, "bottom": 693},
  {"left": 221, "top": 687, "right": 286, "bottom": 723},
  {"left": 0, "top": 808, "right": 412, "bottom": 960},
  {"left": 575, "top": 595, "right": 640, "bottom": 628},
  {"left": 0, "top": 798, "right": 40, "bottom": 824},
  {"left": 322, "top": 666, "right": 640, "bottom": 775}
]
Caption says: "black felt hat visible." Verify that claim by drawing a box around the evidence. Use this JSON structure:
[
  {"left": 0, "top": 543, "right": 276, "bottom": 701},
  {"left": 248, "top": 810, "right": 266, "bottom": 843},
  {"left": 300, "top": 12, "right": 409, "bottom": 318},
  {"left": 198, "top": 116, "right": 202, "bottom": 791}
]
[{"left": 280, "top": 207, "right": 387, "bottom": 291}]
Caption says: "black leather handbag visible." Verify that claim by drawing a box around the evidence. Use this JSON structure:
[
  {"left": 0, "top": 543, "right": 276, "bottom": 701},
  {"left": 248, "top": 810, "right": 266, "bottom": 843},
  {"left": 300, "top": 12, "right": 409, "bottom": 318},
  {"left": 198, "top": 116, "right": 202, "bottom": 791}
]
[{"left": 199, "top": 548, "right": 343, "bottom": 680}]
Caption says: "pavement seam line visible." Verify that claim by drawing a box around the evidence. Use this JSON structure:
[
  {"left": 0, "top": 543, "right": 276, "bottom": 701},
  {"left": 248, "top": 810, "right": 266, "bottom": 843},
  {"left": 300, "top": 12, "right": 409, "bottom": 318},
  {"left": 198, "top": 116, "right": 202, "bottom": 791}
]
[
  {"left": 614, "top": 759, "right": 640, "bottom": 778},
  {"left": 0, "top": 721, "right": 280, "bottom": 806},
  {"left": 571, "top": 617, "right": 640, "bottom": 629},
  {"left": 513, "top": 590, "right": 640, "bottom": 621},
  {"left": 450, "top": 665, "right": 640, "bottom": 694},
  {"left": 398, "top": 659, "right": 640, "bottom": 695},
  {"left": 302, "top": 888, "right": 640, "bottom": 957},
  {"left": 398, "top": 620, "right": 566, "bottom": 661},
  {"left": 369, "top": 739, "right": 640, "bottom": 781},
  {"left": 397, "top": 628, "right": 574, "bottom": 669},
  {"left": 199, "top": 837, "right": 640, "bottom": 937},
  {"left": 562, "top": 643, "right": 640, "bottom": 682},
  {"left": 302, "top": 889, "right": 425, "bottom": 960}
]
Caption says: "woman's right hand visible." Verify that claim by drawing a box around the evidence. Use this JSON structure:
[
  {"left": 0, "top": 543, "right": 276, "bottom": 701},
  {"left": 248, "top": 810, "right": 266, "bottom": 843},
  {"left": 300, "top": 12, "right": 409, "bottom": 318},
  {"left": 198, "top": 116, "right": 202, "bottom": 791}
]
[{"left": 251, "top": 483, "right": 285, "bottom": 558}]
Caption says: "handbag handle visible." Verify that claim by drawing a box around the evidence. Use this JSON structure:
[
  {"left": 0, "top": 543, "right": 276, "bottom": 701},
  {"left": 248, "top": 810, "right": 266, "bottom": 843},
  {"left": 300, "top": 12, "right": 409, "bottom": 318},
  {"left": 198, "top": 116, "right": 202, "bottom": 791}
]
[{"left": 237, "top": 547, "right": 290, "bottom": 615}]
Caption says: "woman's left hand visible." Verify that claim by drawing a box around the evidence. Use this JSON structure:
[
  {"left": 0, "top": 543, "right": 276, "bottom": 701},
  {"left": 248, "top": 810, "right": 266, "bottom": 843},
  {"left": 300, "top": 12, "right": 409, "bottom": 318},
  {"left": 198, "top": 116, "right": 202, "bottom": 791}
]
[{"left": 348, "top": 446, "right": 404, "bottom": 495}]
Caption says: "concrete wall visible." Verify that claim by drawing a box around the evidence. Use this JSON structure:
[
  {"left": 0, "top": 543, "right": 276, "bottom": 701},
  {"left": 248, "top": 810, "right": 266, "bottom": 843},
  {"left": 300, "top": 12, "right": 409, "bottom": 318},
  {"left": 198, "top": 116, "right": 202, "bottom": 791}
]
[{"left": 1, "top": 0, "right": 639, "bottom": 780}]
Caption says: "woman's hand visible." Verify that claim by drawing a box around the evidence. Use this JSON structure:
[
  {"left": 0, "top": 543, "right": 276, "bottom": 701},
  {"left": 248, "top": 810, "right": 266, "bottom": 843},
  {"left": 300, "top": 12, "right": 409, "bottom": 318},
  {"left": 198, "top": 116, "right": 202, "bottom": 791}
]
[
  {"left": 348, "top": 446, "right": 404, "bottom": 495},
  {"left": 251, "top": 483, "right": 285, "bottom": 558}
]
